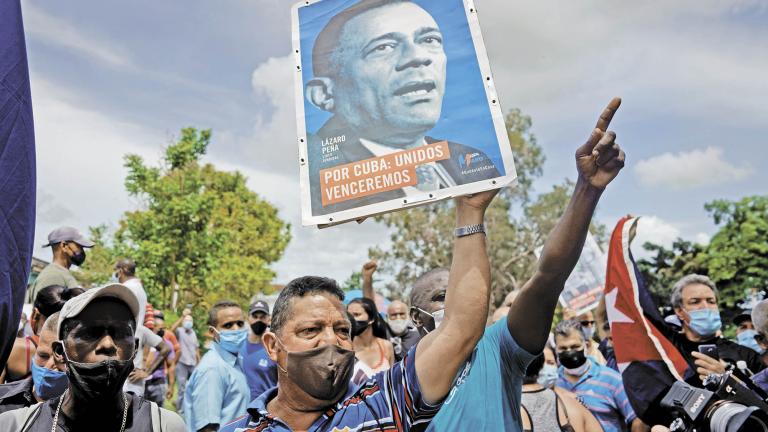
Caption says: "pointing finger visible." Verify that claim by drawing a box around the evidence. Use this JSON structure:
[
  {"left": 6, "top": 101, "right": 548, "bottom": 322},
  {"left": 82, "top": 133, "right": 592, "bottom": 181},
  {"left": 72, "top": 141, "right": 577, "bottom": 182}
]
[{"left": 595, "top": 97, "right": 622, "bottom": 132}]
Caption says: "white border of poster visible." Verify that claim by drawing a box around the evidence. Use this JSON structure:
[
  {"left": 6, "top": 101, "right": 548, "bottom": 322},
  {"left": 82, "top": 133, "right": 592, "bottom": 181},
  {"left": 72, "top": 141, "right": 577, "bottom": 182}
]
[{"left": 291, "top": 0, "right": 517, "bottom": 226}]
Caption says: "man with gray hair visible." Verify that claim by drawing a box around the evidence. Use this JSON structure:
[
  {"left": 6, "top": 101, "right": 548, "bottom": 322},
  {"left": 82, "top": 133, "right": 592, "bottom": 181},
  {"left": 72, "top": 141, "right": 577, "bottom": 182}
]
[
  {"left": 553, "top": 320, "right": 639, "bottom": 432},
  {"left": 666, "top": 274, "right": 762, "bottom": 380}
]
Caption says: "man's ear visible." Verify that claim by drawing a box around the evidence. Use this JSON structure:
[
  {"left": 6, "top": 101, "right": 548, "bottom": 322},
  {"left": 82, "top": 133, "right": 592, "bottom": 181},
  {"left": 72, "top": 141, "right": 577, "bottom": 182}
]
[
  {"left": 262, "top": 331, "right": 279, "bottom": 362},
  {"left": 306, "top": 77, "right": 335, "bottom": 112},
  {"left": 52, "top": 341, "right": 65, "bottom": 363}
]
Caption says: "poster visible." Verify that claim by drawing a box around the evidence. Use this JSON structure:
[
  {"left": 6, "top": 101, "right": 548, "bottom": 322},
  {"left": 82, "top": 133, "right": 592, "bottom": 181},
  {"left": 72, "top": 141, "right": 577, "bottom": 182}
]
[
  {"left": 291, "top": 0, "right": 517, "bottom": 226},
  {"left": 559, "top": 233, "right": 607, "bottom": 315}
]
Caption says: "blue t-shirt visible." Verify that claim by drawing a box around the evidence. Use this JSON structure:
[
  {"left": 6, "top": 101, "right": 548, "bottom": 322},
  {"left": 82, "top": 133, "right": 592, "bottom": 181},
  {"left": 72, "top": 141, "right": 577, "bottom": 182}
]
[
  {"left": 241, "top": 340, "right": 278, "bottom": 401},
  {"left": 426, "top": 317, "right": 537, "bottom": 432},
  {"left": 557, "top": 357, "right": 636, "bottom": 432},
  {"left": 220, "top": 345, "right": 440, "bottom": 432}
]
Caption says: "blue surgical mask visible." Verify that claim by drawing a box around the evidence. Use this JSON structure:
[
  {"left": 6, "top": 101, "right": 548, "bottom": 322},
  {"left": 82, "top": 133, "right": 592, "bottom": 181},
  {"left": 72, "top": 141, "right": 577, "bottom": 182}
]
[
  {"left": 30, "top": 357, "right": 68, "bottom": 400},
  {"left": 215, "top": 328, "right": 247, "bottom": 354},
  {"left": 537, "top": 364, "right": 558, "bottom": 388},
  {"left": 182, "top": 320, "right": 194, "bottom": 330},
  {"left": 737, "top": 329, "right": 761, "bottom": 352},
  {"left": 686, "top": 309, "right": 721, "bottom": 338}
]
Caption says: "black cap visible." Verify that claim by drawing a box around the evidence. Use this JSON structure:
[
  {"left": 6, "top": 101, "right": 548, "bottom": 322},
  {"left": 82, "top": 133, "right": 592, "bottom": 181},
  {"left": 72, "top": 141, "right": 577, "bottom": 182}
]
[
  {"left": 249, "top": 300, "right": 269, "bottom": 315},
  {"left": 733, "top": 310, "right": 752, "bottom": 326}
]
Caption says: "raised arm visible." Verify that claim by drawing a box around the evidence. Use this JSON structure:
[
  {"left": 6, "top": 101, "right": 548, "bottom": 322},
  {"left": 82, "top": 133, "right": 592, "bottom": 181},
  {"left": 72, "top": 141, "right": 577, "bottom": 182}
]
[
  {"left": 361, "top": 261, "right": 377, "bottom": 301},
  {"left": 415, "top": 189, "right": 498, "bottom": 403},
  {"left": 508, "top": 98, "right": 626, "bottom": 353}
]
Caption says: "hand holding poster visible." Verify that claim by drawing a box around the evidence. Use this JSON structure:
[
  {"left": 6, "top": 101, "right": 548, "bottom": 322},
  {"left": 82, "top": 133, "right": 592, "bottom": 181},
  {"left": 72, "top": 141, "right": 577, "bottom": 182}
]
[{"left": 292, "top": 0, "right": 517, "bottom": 226}]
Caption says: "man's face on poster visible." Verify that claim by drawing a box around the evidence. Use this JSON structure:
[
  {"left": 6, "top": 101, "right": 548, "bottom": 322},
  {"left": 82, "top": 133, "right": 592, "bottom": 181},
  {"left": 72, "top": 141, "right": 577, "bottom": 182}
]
[{"left": 322, "top": 3, "right": 447, "bottom": 139}]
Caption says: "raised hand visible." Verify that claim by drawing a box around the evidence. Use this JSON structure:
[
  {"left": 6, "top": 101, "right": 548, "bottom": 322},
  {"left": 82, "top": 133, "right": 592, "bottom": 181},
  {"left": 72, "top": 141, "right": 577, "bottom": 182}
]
[
  {"left": 575, "top": 97, "right": 626, "bottom": 190},
  {"left": 362, "top": 261, "right": 377, "bottom": 279}
]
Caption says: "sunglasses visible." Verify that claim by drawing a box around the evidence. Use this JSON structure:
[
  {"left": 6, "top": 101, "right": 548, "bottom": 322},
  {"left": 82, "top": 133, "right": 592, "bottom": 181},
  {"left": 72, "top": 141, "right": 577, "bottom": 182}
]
[{"left": 580, "top": 320, "right": 595, "bottom": 327}]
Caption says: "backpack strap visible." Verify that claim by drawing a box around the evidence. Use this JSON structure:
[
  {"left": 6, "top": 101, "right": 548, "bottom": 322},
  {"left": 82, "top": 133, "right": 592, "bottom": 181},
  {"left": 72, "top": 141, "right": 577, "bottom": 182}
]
[
  {"left": 18, "top": 402, "right": 44, "bottom": 432},
  {"left": 150, "top": 401, "right": 163, "bottom": 432}
]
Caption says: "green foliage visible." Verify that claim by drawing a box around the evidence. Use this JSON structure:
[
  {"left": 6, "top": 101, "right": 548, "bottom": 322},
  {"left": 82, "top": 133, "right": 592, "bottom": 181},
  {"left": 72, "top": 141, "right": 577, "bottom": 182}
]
[
  {"left": 637, "top": 239, "right": 707, "bottom": 308},
  {"left": 701, "top": 196, "right": 768, "bottom": 309},
  {"left": 370, "top": 109, "right": 604, "bottom": 305},
  {"left": 342, "top": 271, "right": 362, "bottom": 292},
  {"left": 76, "top": 224, "right": 119, "bottom": 287},
  {"left": 638, "top": 195, "right": 768, "bottom": 322},
  {"left": 112, "top": 128, "right": 291, "bottom": 311}
]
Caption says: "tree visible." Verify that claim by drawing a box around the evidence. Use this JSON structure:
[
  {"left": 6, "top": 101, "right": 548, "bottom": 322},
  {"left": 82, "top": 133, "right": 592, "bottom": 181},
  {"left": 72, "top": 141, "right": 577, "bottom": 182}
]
[
  {"left": 637, "top": 238, "right": 707, "bottom": 308},
  {"left": 701, "top": 195, "right": 768, "bottom": 309},
  {"left": 76, "top": 224, "right": 119, "bottom": 287},
  {"left": 370, "top": 109, "right": 604, "bottom": 305},
  {"left": 111, "top": 128, "right": 291, "bottom": 310},
  {"left": 637, "top": 195, "right": 768, "bottom": 321}
]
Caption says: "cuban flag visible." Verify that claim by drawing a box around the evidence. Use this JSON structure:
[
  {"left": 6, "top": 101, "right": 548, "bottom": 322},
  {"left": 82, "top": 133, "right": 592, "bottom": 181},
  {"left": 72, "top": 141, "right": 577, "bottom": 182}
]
[
  {"left": 0, "top": 0, "right": 37, "bottom": 370},
  {"left": 604, "top": 216, "right": 693, "bottom": 424}
]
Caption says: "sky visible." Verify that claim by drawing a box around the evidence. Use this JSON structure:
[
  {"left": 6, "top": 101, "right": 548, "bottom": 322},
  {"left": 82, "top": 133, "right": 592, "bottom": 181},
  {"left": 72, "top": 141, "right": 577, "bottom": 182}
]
[{"left": 21, "top": 0, "right": 767, "bottom": 286}]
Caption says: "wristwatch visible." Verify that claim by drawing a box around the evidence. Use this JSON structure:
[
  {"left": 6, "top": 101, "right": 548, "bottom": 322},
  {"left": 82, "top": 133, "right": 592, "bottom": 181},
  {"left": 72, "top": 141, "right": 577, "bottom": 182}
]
[{"left": 454, "top": 224, "right": 486, "bottom": 237}]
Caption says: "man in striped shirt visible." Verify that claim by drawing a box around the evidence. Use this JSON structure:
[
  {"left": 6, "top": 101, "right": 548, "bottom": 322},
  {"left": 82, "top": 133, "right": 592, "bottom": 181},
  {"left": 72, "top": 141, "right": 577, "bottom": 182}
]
[
  {"left": 554, "top": 320, "right": 642, "bottom": 432},
  {"left": 219, "top": 186, "right": 498, "bottom": 432}
]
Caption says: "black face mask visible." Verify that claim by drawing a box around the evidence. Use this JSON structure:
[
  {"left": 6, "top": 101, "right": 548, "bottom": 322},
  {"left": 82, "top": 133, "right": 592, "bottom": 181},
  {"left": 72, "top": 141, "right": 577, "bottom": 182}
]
[
  {"left": 558, "top": 349, "right": 587, "bottom": 369},
  {"left": 250, "top": 321, "right": 268, "bottom": 336},
  {"left": 70, "top": 248, "right": 86, "bottom": 266},
  {"left": 277, "top": 342, "right": 355, "bottom": 406},
  {"left": 352, "top": 320, "right": 370, "bottom": 337},
  {"left": 157, "top": 329, "right": 166, "bottom": 338},
  {"left": 57, "top": 342, "right": 135, "bottom": 402}
]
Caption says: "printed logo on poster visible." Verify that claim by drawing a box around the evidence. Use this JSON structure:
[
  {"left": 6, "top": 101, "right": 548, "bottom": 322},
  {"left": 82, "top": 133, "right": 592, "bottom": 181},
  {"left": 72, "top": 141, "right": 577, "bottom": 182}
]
[{"left": 291, "top": 0, "right": 517, "bottom": 226}]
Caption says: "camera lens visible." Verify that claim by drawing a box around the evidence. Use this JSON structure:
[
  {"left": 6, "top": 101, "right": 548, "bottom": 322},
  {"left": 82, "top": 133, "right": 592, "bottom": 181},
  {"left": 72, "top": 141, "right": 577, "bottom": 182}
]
[{"left": 709, "top": 402, "right": 768, "bottom": 432}]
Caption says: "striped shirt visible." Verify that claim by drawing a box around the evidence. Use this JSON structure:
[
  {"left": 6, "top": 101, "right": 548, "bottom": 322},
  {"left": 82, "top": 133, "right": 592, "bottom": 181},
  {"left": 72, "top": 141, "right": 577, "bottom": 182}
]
[
  {"left": 220, "top": 346, "right": 440, "bottom": 432},
  {"left": 557, "top": 357, "right": 636, "bottom": 432}
]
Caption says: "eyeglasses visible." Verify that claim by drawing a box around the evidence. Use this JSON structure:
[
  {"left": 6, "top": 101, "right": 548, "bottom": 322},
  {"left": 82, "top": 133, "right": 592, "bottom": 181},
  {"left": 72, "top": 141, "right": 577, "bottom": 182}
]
[{"left": 580, "top": 320, "right": 595, "bottom": 327}]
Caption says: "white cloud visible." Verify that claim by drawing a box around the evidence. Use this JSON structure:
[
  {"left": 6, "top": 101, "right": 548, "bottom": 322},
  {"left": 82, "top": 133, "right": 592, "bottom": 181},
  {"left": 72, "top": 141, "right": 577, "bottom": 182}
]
[
  {"left": 478, "top": 0, "right": 768, "bottom": 129},
  {"left": 629, "top": 216, "right": 711, "bottom": 259},
  {"left": 29, "top": 60, "right": 388, "bottom": 284},
  {"left": 248, "top": 55, "right": 301, "bottom": 174},
  {"left": 634, "top": 147, "right": 753, "bottom": 189},
  {"left": 23, "top": 2, "right": 132, "bottom": 67}
]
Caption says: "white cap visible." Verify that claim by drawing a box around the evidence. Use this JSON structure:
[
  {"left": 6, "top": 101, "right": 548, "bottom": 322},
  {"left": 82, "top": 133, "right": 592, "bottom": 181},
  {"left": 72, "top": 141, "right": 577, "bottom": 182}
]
[{"left": 56, "top": 283, "right": 140, "bottom": 339}]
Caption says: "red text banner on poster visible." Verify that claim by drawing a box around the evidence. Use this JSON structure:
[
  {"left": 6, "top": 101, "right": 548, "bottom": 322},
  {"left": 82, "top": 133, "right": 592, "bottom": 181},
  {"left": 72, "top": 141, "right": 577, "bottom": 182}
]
[{"left": 319, "top": 141, "right": 450, "bottom": 206}]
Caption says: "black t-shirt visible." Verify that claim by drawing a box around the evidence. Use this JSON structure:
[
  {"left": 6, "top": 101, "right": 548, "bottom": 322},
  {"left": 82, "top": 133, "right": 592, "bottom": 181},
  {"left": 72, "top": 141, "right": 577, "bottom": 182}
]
[
  {"left": 23, "top": 393, "right": 153, "bottom": 432},
  {"left": 387, "top": 326, "right": 422, "bottom": 362},
  {"left": 672, "top": 332, "right": 764, "bottom": 379}
]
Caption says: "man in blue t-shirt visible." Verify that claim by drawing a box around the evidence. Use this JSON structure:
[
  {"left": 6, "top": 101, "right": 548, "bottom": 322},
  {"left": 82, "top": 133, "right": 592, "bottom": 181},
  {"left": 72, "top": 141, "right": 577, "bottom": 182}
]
[
  {"left": 241, "top": 299, "right": 278, "bottom": 401},
  {"left": 221, "top": 169, "right": 500, "bottom": 430},
  {"left": 409, "top": 98, "right": 627, "bottom": 431}
]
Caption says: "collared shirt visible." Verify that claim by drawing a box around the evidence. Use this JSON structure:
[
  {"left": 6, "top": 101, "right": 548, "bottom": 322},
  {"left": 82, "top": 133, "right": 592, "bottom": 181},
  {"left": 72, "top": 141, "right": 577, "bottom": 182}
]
[
  {"left": 359, "top": 138, "right": 457, "bottom": 195},
  {"left": 184, "top": 342, "right": 250, "bottom": 431},
  {"left": 219, "top": 345, "right": 440, "bottom": 432},
  {"left": 557, "top": 357, "right": 636, "bottom": 432},
  {"left": 0, "top": 377, "right": 35, "bottom": 414},
  {"left": 387, "top": 325, "right": 421, "bottom": 362},
  {"left": 176, "top": 327, "right": 200, "bottom": 367},
  {"left": 27, "top": 263, "right": 78, "bottom": 303},
  {"left": 240, "top": 340, "right": 278, "bottom": 401},
  {"left": 426, "top": 317, "right": 537, "bottom": 431}
]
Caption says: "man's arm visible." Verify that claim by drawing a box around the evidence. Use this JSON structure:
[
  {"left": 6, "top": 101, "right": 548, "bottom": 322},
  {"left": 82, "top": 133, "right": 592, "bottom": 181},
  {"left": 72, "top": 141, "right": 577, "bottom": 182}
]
[
  {"left": 415, "top": 189, "right": 498, "bottom": 403},
  {"left": 361, "top": 261, "right": 377, "bottom": 301},
  {"left": 507, "top": 98, "right": 625, "bottom": 353},
  {"left": 146, "top": 340, "right": 171, "bottom": 374}
]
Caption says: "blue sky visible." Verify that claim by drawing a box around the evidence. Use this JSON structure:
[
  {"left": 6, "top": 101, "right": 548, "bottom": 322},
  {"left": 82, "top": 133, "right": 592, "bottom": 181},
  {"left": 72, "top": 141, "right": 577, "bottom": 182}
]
[{"left": 23, "top": 0, "right": 768, "bottom": 285}]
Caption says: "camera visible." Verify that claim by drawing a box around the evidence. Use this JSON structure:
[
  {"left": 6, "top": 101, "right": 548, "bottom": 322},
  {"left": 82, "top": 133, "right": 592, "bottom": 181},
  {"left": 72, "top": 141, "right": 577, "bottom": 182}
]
[{"left": 660, "top": 372, "right": 768, "bottom": 431}]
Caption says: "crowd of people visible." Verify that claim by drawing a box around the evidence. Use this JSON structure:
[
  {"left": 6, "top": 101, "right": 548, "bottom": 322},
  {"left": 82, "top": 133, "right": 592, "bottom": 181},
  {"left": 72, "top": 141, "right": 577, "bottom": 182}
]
[{"left": 0, "top": 99, "right": 765, "bottom": 432}]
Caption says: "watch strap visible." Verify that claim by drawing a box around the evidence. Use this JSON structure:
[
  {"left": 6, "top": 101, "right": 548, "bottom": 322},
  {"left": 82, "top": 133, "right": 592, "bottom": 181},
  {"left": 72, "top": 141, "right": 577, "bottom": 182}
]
[{"left": 454, "top": 224, "right": 486, "bottom": 237}]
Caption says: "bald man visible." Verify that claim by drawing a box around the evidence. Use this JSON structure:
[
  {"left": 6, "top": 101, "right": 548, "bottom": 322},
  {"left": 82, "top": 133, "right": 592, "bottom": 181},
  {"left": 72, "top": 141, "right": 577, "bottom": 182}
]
[{"left": 386, "top": 300, "right": 421, "bottom": 362}]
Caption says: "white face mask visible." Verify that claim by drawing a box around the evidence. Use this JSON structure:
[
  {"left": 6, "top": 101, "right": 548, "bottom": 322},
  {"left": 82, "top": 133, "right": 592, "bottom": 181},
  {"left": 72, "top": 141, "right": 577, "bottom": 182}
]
[
  {"left": 414, "top": 307, "right": 445, "bottom": 333},
  {"left": 388, "top": 319, "right": 409, "bottom": 335}
]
